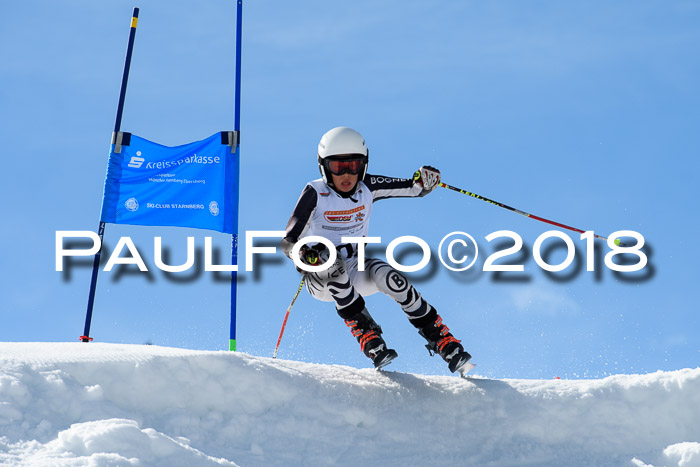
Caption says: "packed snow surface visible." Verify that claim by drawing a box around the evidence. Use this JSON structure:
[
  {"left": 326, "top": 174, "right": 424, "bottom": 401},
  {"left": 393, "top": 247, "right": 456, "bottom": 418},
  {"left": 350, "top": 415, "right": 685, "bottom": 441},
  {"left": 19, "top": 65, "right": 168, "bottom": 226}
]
[{"left": 0, "top": 343, "right": 698, "bottom": 466}]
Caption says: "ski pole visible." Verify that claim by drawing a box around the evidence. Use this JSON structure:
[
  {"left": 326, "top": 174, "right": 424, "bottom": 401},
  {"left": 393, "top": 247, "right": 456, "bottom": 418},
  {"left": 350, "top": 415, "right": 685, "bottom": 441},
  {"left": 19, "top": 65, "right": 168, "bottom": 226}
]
[
  {"left": 273, "top": 276, "right": 305, "bottom": 358},
  {"left": 439, "top": 182, "right": 623, "bottom": 245}
]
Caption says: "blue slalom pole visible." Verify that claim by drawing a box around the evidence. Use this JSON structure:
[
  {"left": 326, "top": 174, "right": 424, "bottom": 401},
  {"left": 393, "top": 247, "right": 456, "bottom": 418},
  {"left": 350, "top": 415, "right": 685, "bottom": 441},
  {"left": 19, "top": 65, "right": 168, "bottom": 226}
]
[
  {"left": 234, "top": 0, "right": 243, "bottom": 134},
  {"left": 81, "top": 7, "right": 140, "bottom": 343},
  {"left": 229, "top": 0, "right": 243, "bottom": 351}
]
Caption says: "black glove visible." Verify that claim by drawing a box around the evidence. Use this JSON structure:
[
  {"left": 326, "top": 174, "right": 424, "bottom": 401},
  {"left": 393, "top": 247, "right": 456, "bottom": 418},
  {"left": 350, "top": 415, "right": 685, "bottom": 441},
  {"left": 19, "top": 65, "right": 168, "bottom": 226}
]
[
  {"left": 299, "top": 243, "right": 329, "bottom": 266},
  {"left": 413, "top": 165, "right": 441, "bottom": 191}
]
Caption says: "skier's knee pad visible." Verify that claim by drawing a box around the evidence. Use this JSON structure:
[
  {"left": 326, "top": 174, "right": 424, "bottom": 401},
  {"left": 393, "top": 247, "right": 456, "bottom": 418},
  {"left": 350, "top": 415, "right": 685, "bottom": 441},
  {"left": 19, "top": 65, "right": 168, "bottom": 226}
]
[
  {"left": 365, "top": 258, "right": 431, "bottom": 318},
  {"left": 366, "top": 259, "right": 411, "bottom": 298}
]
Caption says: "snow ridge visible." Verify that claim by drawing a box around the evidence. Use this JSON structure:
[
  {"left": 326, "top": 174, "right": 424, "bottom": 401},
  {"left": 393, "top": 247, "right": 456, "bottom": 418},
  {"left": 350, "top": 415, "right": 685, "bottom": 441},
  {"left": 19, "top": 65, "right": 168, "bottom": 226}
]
[{"left": 1, "top": 343, "right": 699, "bottom": 466}]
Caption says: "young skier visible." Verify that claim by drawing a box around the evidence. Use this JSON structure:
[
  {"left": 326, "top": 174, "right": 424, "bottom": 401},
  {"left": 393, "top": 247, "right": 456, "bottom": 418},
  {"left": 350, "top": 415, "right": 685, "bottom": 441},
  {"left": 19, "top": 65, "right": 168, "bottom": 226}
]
[{"left": 281, "top": 126, "right": 472, "bottom": 374}]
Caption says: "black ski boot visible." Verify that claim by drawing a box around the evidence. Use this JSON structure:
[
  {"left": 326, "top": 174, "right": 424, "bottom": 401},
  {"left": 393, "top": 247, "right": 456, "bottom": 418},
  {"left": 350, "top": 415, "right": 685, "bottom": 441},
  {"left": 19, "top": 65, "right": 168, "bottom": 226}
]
[
  {"left": 343, "top": 308, "right": 398, "bottom": 369},
  {"left": 412, "top": 308, "right": 472, "bottom": 374}
]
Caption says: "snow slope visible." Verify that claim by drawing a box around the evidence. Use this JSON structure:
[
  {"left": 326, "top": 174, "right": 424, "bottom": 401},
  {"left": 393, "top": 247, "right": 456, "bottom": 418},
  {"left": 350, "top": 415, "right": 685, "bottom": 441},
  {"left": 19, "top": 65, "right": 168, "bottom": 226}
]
[{"left": 0, "top": 343, "right": 698, "bottom": 466}]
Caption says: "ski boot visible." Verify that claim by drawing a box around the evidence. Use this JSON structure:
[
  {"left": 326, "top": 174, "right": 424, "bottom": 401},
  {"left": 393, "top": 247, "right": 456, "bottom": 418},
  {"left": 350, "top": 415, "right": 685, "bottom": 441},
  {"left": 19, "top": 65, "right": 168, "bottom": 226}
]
[
  {"left": 343, "top": 308, "right": 398, "bottom": 369},
  {"left": 412, "top": 309, "right": 472, "bottom": 375}
]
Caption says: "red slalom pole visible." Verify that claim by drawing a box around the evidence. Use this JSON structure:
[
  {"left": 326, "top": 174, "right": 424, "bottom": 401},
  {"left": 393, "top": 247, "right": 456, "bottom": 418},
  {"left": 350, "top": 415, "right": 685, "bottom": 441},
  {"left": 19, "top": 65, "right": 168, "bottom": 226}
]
[
  {"left": 439, "top": 182, "right": 622, "bottom": 245},
  {"left": 273, "top": 277, "right": 305, "bottom": 358}
]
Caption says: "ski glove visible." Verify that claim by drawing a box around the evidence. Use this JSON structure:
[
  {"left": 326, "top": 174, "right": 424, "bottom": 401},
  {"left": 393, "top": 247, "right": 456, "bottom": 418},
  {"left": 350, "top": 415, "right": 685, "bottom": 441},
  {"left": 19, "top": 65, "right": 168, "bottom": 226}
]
[
  {"left": 413, "top": 166, "right": 441, "bottom": 191},
  {"left": 299, "top": 242, "right": 330, "bottom": 266}
]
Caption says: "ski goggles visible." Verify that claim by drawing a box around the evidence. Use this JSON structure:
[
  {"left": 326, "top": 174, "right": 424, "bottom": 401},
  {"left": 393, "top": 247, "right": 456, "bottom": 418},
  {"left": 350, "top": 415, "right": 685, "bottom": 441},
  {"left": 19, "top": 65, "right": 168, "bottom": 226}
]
[{"left": 324, "top": 157, "right": 367, "bottom": 176}]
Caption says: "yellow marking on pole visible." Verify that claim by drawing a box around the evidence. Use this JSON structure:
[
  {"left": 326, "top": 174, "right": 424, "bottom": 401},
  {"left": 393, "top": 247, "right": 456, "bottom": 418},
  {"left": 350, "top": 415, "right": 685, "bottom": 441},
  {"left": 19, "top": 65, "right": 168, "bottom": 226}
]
[{"left": 131, "top": 17, "right": 138, "bottom": 28}]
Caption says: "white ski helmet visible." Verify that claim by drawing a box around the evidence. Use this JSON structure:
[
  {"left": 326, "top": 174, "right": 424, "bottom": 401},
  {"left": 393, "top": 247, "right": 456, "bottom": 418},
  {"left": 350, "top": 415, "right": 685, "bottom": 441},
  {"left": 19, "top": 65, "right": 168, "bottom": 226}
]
[{"left": 317, "top": 127, "right": 369, "bottom": 187}]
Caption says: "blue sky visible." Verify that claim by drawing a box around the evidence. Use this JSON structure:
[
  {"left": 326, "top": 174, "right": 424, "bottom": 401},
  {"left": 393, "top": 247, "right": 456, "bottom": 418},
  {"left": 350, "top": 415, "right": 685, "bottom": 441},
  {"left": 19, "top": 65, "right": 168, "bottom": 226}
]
[{"left": 1, "top": 1, "right": 698, "bottom": 378}]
